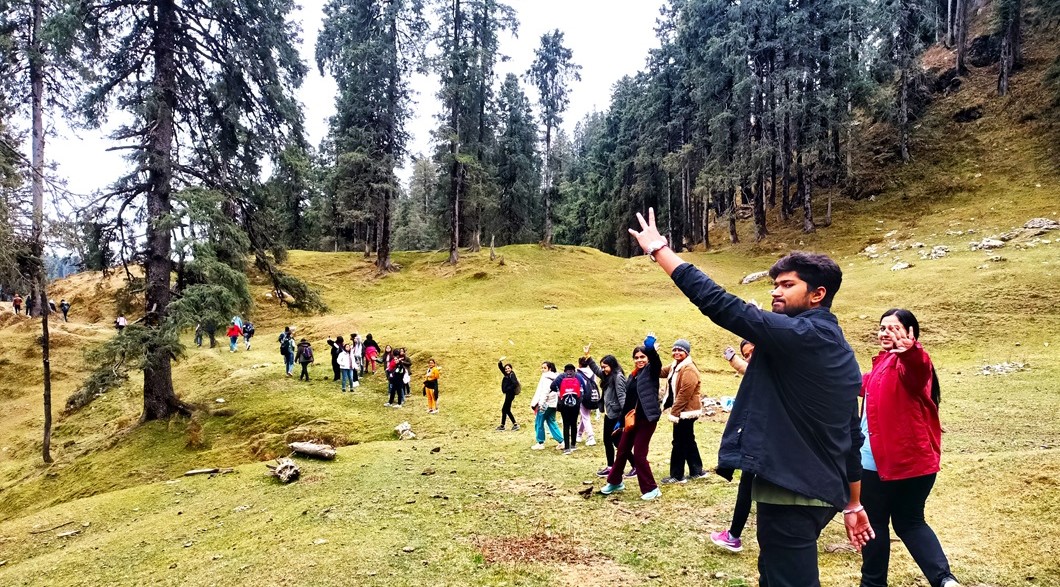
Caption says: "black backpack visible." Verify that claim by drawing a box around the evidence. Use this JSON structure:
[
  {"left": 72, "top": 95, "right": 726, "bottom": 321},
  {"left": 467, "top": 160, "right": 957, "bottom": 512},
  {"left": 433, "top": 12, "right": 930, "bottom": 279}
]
[{"left": 580, "top": 373, "right": 601, "bottom": 409}]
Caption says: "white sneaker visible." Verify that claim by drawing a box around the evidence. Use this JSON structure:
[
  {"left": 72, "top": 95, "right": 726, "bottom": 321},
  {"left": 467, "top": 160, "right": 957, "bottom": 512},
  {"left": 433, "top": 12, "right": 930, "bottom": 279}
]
[
  {"left": 555, "top": 443, "right": 565, "bottom": 450},
  {"left": 351, "top": 381, "right": 359, "bottom": 388},
  {"left": 384, "top": 403, "right": 392, "bottom": 407},
  {"left": 530, "top": 443, "right": 545, "bottom": 450},
  {"left": 941, "top": 580, "right": 962, "bottom": 587},
  {"left": 586, "top": 439, "right": 597, "bottom": 446},
  {"left": 576, "top": 436, "right": 583, "bottom": 443}
]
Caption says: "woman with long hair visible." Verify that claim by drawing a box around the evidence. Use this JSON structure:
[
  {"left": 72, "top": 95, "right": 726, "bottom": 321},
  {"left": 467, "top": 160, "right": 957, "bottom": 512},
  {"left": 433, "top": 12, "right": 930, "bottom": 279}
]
[
  {"left": 497, "top": 357, "right": 520, "bottom": 431},
  {"left": 585, "top": 353, "right": 627, "bottom": 477},
  {"left": 600, "top": 333, "right": 663, "bottom": 501},
  {"left": 712, "top": 339, "right": 757, "bottom": 552},
  {"left": 530, "top": 361, "right": 563, "bottom": 449},
  {"left": 859, "top": 309, "right": 960, "bottom": 587}
]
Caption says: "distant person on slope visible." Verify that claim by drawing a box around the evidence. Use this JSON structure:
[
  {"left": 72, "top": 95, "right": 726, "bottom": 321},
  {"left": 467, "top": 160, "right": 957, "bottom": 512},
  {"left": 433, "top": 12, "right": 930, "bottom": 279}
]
[
  {"left": 59, "top": 298, "right": 71, "bottom": 322},
  {"left": 327, "top": 335, "right": 345, "bottom": 381},
  {"left": 226, "top": 321, "right": 242, "bottom": 352},
  {"left": 497, "top": 357, "right": 521, "bottom": 431},
  {"left": 12, "top": 293, "right": 23, "bottom": 315},
  {"left": 338, "top": 342, "right": 356, "bottom": 392},
  {"left": 115, "top": 314, "right": 128, "bottom": 332},
  {"left": 424, "top": 358, "right": 440, "bottom": 413},
  {"left": 585, "top": 352, "right": 628, "bottom": 478},
  {"left": 600, "top": 334, "right": 664, "bottom": 501},
  {"left": 242, "top": 321, "right": 255, "bottom": 350},
  {"left": 279, "top": 327, "right": 296, "bottom": 376},
  {"left": 387, "top": 348, "right": 411, "bottom": 407},
  {"left": 349, "top": 334, "right": 364, "bottom": 386},
  {"left": 859, "top": 309, "right": 961, "bottom": 587},
  {"left": 530, "top": 361, "right": 563, "bottom": 449},
  {"left": 362, "top": 334, "right": 381, "bottom": 375},
  {"left": 296, "top": 338, "right": 314, "bottom": 381},
  {"left": 712, "top": 339, "right": 758, "bottom": 553}
]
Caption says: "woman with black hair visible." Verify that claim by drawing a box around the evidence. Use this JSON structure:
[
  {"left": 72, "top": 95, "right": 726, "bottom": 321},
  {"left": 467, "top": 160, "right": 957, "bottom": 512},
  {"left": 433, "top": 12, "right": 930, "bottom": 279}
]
[
  {"left": 585, "top": 353, "right": 627, "bottom": 477},
  {"left": 497, "top": 357, "right": 520, "bottom": 431},
  {"left": 859, "top": 309, "right": 960, "bottom": 587}
]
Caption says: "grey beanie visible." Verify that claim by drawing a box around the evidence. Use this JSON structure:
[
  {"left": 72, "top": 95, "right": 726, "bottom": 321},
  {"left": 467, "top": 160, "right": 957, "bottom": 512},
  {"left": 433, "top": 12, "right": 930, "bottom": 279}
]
[{"left": 672, "top": 339, "right": 691, "bottom": 354}]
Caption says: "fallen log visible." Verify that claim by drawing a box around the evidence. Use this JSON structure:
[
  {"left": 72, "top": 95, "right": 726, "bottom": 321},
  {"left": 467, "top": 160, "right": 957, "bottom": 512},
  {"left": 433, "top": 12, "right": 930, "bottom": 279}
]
[
  {"left": 29, "top": 521, "right": 74, "bottom": 535},
  {"left": 266, "top": 458, "right": 300, "bottom": 483},
  {"left": 57, "top": 530, "right": 81, "bottom": 538},
  {"left": 185, "top": 468, "right": 219, "bottom": 476},
  {"left": 288, "top": 442, "right": 337, "bottom": 460}
]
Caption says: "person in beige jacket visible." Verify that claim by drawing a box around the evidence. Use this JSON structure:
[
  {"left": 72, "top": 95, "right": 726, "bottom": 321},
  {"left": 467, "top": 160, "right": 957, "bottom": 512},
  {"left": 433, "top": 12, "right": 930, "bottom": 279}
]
[{"left": 660, "top": 338, "right": 706, "bottom": 484}]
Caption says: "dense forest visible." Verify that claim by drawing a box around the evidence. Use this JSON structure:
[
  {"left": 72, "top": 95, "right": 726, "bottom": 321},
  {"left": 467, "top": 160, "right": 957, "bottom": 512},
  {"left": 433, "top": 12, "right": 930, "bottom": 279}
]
[{"left": 0, "top": 0, "right": 1058, "bottom": 427}]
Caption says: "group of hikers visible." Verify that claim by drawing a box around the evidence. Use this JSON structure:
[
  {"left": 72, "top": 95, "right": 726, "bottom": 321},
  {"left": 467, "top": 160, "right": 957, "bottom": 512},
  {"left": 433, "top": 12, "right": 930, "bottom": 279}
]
[
  {"left": 495, "top": 210, "right": 961, "bottom": 587},
  {"left": 6, "top": 293, "right": 72, "bottom": 321},
  {"left": 273, "top": 329, "right": 442, "bottom": 413},
  {"left": 562, "top": 209, "right": 959, "bottom": 587},
  {"left": 192, "top": 317, "right": 255, "bottom": 351}
]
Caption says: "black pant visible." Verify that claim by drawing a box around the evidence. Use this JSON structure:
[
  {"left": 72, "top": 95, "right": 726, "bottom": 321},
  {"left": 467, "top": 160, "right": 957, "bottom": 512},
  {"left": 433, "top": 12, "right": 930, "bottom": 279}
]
[
  {"left": 669, "top": 419, "right": 703, "bottom": 479},
  {"left": 299, "top": 363, "right": 310, "bottom": 381},
  {"left": 332, "top": 361, "right": 340, "bottom": 381},
  {"left": 500, "top": 393, "right": 517, "bottom": 426},
  {"left": 757, "top": 502, "right": 836, "bottom": 587},
  {"left": 860, "top": 470, "right": 956, "bottom": 587},
  {"left": 559, "top": 405, "right": 579, "bottom": 449},
  {"left": 603, "top": 415, "right": 622, "bottom": 466},
  {"left": 730, "top": 471, "right": 755, "bottom": 538}
]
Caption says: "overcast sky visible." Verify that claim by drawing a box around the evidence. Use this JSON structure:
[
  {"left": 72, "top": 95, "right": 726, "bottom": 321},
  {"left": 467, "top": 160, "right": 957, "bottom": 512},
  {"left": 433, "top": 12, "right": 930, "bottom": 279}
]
[{"left": 40, "top": 0, "right": 665, "bottom": 196}]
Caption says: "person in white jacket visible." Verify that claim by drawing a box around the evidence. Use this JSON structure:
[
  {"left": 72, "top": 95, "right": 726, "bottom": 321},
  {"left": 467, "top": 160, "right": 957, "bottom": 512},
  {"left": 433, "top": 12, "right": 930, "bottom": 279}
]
[
  {"left": 530, "top": 362, "right": 564, "bottom": 450},
  {"left": 338, "top": 343, "right": 357, "bottom": 392}
]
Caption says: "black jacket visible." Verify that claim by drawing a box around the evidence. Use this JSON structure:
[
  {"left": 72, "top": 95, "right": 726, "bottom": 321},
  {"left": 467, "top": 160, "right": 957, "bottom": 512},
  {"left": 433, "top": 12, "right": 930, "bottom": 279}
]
[
  {"left": 622, "top": 342, "right": 663, "bottom": 423},
  {"left": 671, "top": 262, "right": 864, "bottom": 510},
  {"left": 498, "top": 361, "right": 520, "bottom": 395}
]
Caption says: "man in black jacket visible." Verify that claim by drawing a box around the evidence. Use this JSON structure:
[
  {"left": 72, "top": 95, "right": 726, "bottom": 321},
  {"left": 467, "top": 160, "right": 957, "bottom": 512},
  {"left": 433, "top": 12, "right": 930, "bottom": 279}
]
[{"left": 629, "top": 208, "right": 873, "bottom": 587}]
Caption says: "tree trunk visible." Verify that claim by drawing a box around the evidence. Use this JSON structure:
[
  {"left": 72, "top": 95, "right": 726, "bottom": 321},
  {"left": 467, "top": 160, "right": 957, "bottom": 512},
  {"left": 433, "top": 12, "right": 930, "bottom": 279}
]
[
  {"left": 142, "top": 0, "right": 189, "bottom": 422},
  {"left": 997, "top": 0, "right": 1020, "bottom": 96},
  {"left": 447, "top": 0, "right": 463, "bottom": 265},
  {"left": 30, "top": 0, "right": 52, "bottom": 463},
  {"left": 753, "top": 172, "right": 767, "bottom": 241},
  {"left": 801, "top": 160, "right": 816, "bottom": 233},
  {"left": 727, "top": 187, "right": 739, "bottom": 244},
  {"left": 946, "top": 0, "right": 955, "bottom": 46},
  {"left": 376, "top": 9, "right": 399, "bottom": 273},
  {"left": 542, "top": 125, "right": 553, "bottom": 247},
  {"left": 955, "top": 0, "right": 968, "bottom": 74},
  {"left": 899, "top": 67, "right": 911, "bottom": 163}
]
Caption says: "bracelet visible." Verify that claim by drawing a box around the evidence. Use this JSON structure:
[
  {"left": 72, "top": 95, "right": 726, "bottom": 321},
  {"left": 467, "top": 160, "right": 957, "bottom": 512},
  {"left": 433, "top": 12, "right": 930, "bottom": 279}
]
[{"left": 842, "top": 505, "right": 864, "bottom": 515}]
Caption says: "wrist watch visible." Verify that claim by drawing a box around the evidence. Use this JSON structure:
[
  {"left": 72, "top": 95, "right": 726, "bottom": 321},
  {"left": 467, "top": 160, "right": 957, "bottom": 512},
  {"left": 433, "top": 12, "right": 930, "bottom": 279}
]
[{"left": 645, "top": 239, "right": 668, "bottom": 262}]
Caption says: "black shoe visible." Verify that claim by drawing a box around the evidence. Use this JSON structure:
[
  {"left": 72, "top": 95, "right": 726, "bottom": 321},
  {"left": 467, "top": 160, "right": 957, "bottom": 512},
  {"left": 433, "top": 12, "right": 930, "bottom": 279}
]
[{"left": 512, "top": 424, "right": 520, "bottom": 431}]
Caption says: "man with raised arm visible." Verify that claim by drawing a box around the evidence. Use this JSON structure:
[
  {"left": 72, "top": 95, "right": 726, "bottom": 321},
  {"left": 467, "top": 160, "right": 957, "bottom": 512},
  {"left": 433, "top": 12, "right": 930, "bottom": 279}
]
[{"left": 628, "top": 208, "right": 873, "bottom": 587}]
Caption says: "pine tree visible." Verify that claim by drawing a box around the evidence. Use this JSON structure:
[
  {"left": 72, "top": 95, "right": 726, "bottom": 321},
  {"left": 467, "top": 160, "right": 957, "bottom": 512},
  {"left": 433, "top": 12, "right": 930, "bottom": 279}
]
[
  {"left": 71, "top": 0, "right": 308, "bottom": 421},
  {"left": 494, "top": 73, "right": 540, "bottom": 244},
  {"left": 527, "top": 29, "right": 581, "bottom": 248}
]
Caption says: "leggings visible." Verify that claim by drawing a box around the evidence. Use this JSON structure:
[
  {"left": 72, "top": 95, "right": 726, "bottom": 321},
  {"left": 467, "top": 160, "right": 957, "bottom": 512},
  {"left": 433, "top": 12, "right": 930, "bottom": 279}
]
[
  {"left": 602, "top": 415, "right": 622, "bottom": 466},
  {"left": 559, "top": 406, "right": 580, "bottom": 449},
  {"left": 500, "top": 393, "right": 517, "bottom": 426},
  {"left": 299, "top": 363, "right": 310, "bottom": 381},
  {"left": 730, "top": 471, "right": 755, "bottom": 538}
]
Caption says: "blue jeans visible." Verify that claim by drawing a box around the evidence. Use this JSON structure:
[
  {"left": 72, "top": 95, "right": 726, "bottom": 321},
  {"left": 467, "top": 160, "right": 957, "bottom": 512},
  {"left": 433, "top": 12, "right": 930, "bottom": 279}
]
[
  {"left": 229, "top": 336, "right": 238, "bottom": 351},
  {"left": 535, "top": 407, "right": 563, "bottom": 444},
  {"left": 340, "top": 369, "right": 354, "bottom": 390},
  {"left": 284, "top": 353, "right": 294, "bottom": 374}
]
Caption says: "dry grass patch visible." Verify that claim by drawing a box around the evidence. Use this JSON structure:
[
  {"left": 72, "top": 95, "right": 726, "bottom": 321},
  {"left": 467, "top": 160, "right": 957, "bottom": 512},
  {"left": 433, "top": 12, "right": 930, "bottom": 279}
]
[{"left": 472, "top": 532, "right": 608, "bottom": 566}]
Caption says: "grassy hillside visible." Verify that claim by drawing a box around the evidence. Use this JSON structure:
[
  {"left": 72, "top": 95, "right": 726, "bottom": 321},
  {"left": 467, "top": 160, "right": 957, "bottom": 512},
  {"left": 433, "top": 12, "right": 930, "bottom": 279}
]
[{"left": 2, "top": 29, "right": 1060, "bottom": 587}]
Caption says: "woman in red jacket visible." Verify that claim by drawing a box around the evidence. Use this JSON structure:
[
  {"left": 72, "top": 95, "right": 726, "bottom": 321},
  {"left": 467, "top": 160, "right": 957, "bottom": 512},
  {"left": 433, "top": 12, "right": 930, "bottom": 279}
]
[{"left": 859, "top": 309, "right": 961, "bottom": 587}]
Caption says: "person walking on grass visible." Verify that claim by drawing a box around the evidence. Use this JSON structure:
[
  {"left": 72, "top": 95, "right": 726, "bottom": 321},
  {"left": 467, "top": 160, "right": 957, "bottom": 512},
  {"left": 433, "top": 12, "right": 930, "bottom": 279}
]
[
  {"left": 530, "top": 362, "right": 563, "bottom": 449},
  {"left": 226, "top": 321, "right": 242, "bottom": 352},
  {"left": 424, "top": 358, "right": 440, "bottom": 413},
  {"left": 659, "top": 339, "right": 707, "bottom": 485},
  {"left": 327, "top": 336, "right": 345, "bottom": 382},
  {"left": 585, "top": 353, "right": 628, "bottom": 478},
  {"left": 550, "top": 364, "right": 586, "bottom": 454},
  {"left": 576, "top": 355, "right": 598, "bottom": 446},
  {"left": 59, "top": 298, "right": 70, "bottom": 322},
  {"left": 387, "top": 349, "right": 412, "bottom": 408},
  {"left": 858, "top": 309, "right": 961, "bottom": 587},
  {"left": 12, "top": 293, "right": 22, "bottom": 315},
  {"left": 338, "top": 343, "right": 356, "bottom": 392},
  {"left": 627, "top": 208, "right": 873, "bottom": 584},
  {"left": 497, "top": 357, "right": 520, "bottom": 431},
  {"left": 712, "top": 339, "right": 758, "bottom": 553},
  {"left": 350, "top": 334, "right": 364, "bottom": 386},
  {"left": 115, "top": 314, "right": 127, "bottom": 332},
  {"left": 363, "top": 334, "right": 381, "bottom": 375},
  {"left": 600, "top": 334, "right": 663, "bottom": 501},
  {"left": 296, "top": 338, "right": 314, "bottom": 381},
  {"left": 242, "top": 321, "right": 255, "bottom": 350},
  {"left": 279, "top": 327, "right": 295, "bottom": 376}
]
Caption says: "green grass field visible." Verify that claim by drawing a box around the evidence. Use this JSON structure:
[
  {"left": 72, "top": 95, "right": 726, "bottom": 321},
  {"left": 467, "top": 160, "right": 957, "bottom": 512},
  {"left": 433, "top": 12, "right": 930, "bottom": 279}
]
[{"left": 2, "top": 43, "right": 1060, "bottom": 586}]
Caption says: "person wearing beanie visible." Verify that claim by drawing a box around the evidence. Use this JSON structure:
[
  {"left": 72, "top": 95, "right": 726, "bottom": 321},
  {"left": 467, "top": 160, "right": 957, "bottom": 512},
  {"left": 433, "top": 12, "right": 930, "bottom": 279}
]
[{"left": 659, "top": 339, "right": 706, "bottom": 484}]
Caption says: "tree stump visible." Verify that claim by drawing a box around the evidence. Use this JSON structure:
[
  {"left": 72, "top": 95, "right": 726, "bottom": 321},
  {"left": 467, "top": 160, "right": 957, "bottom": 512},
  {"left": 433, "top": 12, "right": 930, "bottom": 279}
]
[
  {"left": 288, "top": 442, "right": 337, "bottom": 460},
  {"left": 267, "top": 458, "right": 300, "bottom": 483}
]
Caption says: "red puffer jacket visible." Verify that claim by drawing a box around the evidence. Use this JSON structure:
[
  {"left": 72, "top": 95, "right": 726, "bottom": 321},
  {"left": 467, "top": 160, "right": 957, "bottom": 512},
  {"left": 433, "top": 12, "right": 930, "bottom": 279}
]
[{"left": 862, "top": 342, "right": 942, "bottom": 481}]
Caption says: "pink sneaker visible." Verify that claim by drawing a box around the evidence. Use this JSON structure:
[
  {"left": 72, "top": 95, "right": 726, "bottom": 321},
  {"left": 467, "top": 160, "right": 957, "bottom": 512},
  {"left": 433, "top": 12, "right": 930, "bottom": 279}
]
[{"left": 710, "top": 530, "right": 743, "bottom": 553}]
